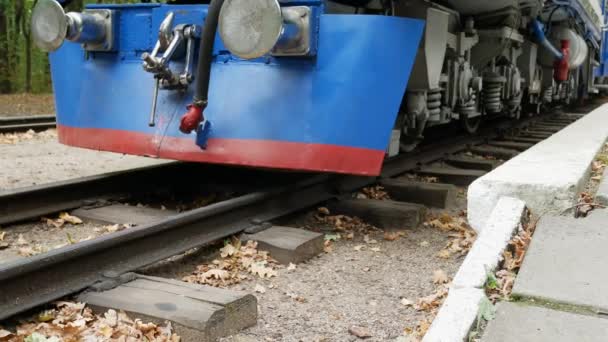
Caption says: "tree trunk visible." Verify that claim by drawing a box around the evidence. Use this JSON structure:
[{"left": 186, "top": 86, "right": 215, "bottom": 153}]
[
  {"left": 0, "top": 4, "right": 11, "bottom": 93},
  {"left": 22, "top": 4, "right": 32, "bottom": 93}
]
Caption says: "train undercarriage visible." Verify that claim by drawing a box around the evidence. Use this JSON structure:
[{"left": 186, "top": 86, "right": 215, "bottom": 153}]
[
  {"left": 31, "top": 0, "right": 604, "bottom": 175},
  {"left": 330, "top": 0, "right": 602, "bottom": 152}
]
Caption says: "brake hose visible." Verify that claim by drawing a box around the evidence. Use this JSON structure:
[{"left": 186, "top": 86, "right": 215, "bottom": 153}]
[{"left": 179, "top": 0, "right": 225, "bottom": 133}]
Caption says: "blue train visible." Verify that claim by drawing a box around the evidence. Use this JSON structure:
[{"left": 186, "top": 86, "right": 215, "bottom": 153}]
[{"left": 32, "top": 0, "right": 605, "bottom": 176}]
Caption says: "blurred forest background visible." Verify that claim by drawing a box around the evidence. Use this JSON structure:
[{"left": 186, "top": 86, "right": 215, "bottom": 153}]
[{"left": 0, "top": 0, "right": 140, "bottom": 94}]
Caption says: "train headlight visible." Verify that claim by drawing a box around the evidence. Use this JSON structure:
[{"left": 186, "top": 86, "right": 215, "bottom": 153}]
[
  {"left": 32, "top": 0, "right": 68, "bottom": 52},
  {"left": 32, "top": 0, "right": 114, "bottom": 52},
  {"left": 219, "top": 0, "right": 283, "bottom": 59}
]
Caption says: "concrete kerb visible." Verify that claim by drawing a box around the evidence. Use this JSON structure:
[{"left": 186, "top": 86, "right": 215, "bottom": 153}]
[
  {"left": 468, "top": 104, "right": 608, "bottom": 232},
  {"left": 425, "top": 105, "right": 608, "bottom": 341},
  {"left": 423, "top": 197, "right": 527, "bottom": 342}
]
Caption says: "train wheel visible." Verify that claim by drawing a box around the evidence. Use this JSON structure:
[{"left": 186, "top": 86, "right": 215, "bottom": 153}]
[
  {"left": 400, "top": 137, "right": 422, "bottom": 153},
  {"left": 461, "top": 115, "right": 481, "bottom": 134}
]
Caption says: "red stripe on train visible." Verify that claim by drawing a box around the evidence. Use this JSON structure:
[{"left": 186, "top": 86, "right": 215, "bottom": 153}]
[{"left": 57, "top": 125, "right": 385, "bottom": 176}]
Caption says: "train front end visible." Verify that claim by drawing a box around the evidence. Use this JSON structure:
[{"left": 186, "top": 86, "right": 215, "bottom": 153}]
[{"left": 32, "top": 0, "right": 425, "bottom": 176}]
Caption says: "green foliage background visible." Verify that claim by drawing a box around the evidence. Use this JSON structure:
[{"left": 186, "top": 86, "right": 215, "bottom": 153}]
[{"left": 0, "top": 0, "right": 142, "bottom": 94}]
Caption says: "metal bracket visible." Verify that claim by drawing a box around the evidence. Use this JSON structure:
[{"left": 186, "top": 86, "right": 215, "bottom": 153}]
[
  {"left": 272, "top": 6, "right": 312, "bottom": 56},
  {"left": 81, "top": 9, "right": 115, "bottom": 52},
  {"left": 142, "top": 12, "right": 200, "bottom": 126},
  {"left": 89, "top": 271, "right": 138, "bottom": 292},
  {"left": 195, "top": 120, "right": 212, "bottom": 149}
]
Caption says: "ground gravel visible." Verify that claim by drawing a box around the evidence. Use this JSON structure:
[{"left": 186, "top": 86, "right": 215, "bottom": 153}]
[
  {"left": 221, "top": 226, "right": 463, "bottom": 342},
  {"left": 0, "top": 130, "right": 169, "bottom": 190}
]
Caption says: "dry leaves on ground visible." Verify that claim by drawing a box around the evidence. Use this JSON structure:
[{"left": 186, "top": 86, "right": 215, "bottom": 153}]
[
  {"left": 101, "top": 224, "right": 134, "bottom": 234},
  {"left": 403, "top": 284, "right": 449, "bottom": 341},
  {"left": 424, "top": 212, "right": 477, "bottom": 258},
  {"left": 0, "top": 129, "right": 56, "bottom": 145},
  {"left": 414, "top": 285, "right": 449, "bottom": 313},
  {"left": 384, "top": 231, "right": 405, "bottom": 241},
  {"left": 43, "top": 213, "right": 83, "bottom": 229},
  {"left": 0, "top": 302, "right": 179, "bottom": 342},
  {"left": 404, "top": 317, "right": 433, "bottom": 341},
  {"left": 183, "top": 238, "right": 278, "bottom": 287},
  {"left": 432, "top": 269, "right": 449, "bottom": 284},
  {"left": 315, "top": 208, "right": 378, "bottom": 234},
  {"left": 315, "top": 208, "right": 382, "bottom": 247},
  {"left": 403, "top": 174, "right": 438, "bottom": 183},
  {"left": 573, "top": 192, "right": 605, "bottom": 218},
  {"left": 357, "top": 186, "right": 390, "bottom": 200},
  {"left": 487, "top": 212, "right": 534, "bottom": 302},
  {"left": 0, "top": 231, "right": 7, "bottom": 250}
]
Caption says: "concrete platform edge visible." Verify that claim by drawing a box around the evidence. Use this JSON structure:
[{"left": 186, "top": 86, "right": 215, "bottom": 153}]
[
  {"left": 423, "top": 197, "right": 527, "bottom": 341},
  {"left": 468, "top": 105, "right": 608, "bottom": 232}
]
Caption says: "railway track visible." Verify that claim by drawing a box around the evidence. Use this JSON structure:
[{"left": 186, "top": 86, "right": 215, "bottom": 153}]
[
  {"left": 0, "top": 108, "right": 592, "bottom": 322},
  {"left": 0, "top": 115, "right": 56, "bottom": 133}
]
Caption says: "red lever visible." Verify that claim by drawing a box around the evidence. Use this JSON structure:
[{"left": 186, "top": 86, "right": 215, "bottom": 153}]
[
  {"left": 554, "top": 39, "right": 570, "bottom": 82},
  {"left": 179, "top": 104, "right": 204, "bottom": 134}
]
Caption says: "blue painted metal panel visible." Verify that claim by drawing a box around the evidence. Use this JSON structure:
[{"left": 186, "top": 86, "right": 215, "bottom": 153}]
[
  {"left": 596, "top": 0, "right": 608, "bottom": 77},
  {"left": 50, "top": 4, "right": 424, "bottom": 174}
]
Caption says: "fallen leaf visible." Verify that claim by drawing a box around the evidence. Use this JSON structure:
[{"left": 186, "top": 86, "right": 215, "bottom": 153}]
[
  {"left": 59, "top": 212, "right": 83, "bottom": 225},
  {"left": 348, "top": 326, "right": 372, "bottom": 339},
  {"left": 0, "top": 231, "right": 5, "bottom": 241},
  {"left": 24, "top": 333, "right": 60, "bottom": 342},
  {"left": 103, "top": 224, "right": 130, "bottom": 234},
  {"left": 437, "top": 249, "right": 451, "bottom": 259},
  {"left": 323, "top": 240, "right": 333, "bottom": 253},
  {"left": 101, "top": 309, "right": 117, "bottom": 328},
  {"left": 79, "top": 235, "right": 94, "bottom": 242},
  {"left": 104, "top": 224, "right": 120, "bottom": 233},
  {"left": 220, "top": 243, "right": 237, "bottom": 258},
  {"left": 254, "top": 284, "right": 266, "bottom": 294},
  {"left": 384, "top": 231, "right": 404, "bottom": 241},
  {"left": 66, "top": 232, "right": 77, "bottom": 245},
  {"left": 37, "top": 310, "right": 56, "bottom": 322},
  {"left": 414, "top": 286, "right": 449, "bottom": 312},
  {"left": 17, "top": 234, "right": 28, "bottom": 246},
  {"left": 325, "top": 234, "right": 340, "bottom": 242},
  {"left": 363, "top": 235, "right": 378, "bottom": 244},
  {"left": 432, "top": 269, "right": 449, "bottom": 284},
  {"left": 286, "top": 292, "right": 307, "bottom": 303},
  {"left": 18, "top": 246, "right": 39, "bottom": 257},
  {"left": 0, "top": 329, "right": 12, "bottom": 338},
  {"left": 287, "top": 263, "right": 297, "bottom": 271},
  {"left": 250, "top": 261, "right": 277, "bottom": 278},
  {"left": 400, "top": 298, "right": 414, "bottom": 307},
  {"left": 203, "top": 269, "right": 230, "bottom": 280},
  {"left": 317, "top": 207, "right": 330, "bottom": 215}
]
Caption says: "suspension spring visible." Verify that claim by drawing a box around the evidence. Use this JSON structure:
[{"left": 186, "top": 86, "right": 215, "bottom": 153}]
[
  {"left": 543, "top": 86, "right": 553, "bottom": 103},
  {"left": 427, "top": 89, "right": 442, "bottom": 118},
  {"left": 483, "top": 75, "right": 505, "bottom": 114},
  {"left": 457, "top": 94, "right": 477, "bottom": 117}
]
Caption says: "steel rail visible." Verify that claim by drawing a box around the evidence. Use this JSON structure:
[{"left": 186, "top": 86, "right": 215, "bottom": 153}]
[
  {"left": 0, "top": 161, "right": 299, "bottom": 226},
  {"left": 0, "top": 115, "right": 56, "bottom": 133},
  {"left": 0, "top": 163, "right": 183, "bottom": 225},
  {"left": 0, "top": 134, "right": 480, "bottom": 320},
  {"left": 0, "top": 110, "right": 576, "bottom": 320}
]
